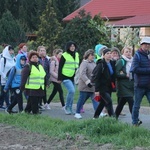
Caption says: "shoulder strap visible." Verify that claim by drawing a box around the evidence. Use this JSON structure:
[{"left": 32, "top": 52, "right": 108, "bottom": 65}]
[
  {"left": 3, "top": 57, "right": 6, "bottom": 68},
  {"left": 135, "top": 51, "right": 140, "bottom": 62}
]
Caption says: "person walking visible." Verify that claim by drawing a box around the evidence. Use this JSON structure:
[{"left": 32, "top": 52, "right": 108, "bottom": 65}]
[
  {"left": 115, "top": 47, "right": 134, "bottom": 119},
  {"left": 131, "top": 37, "right": 150, "bottom": 126},
  {"left": 20, "top": 51, "right": 46, "bottom": 114},
  {"left": 37, "top": 46, "right": 50, "bottom": 110},
  {"left": 74, "top": 49, "right": 99, "bottom": 119},
  {"left": 4, "top": 54, "right": 27, "bottom": 113},
  {"left": 47, "top": 49, "right": 65, "bottom": 109},
  {"left": 93, "top": 48, "right": 116, "bottom": 119},
  {"left": 58, "top": 41, "right": 79, "bottom": 115},
  {"left": 0, "top": 45, "right": 16, "bottom": 109}
]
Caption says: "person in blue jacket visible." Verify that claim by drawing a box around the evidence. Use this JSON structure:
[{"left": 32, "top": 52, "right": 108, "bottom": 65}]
[{"left": 4, "top": 54, "right": 27, "bottom": 113}]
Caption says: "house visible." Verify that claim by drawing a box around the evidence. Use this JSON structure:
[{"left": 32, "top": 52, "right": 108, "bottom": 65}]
[{"left": 63, "top": 0, "right": 150, "bottom": 39}]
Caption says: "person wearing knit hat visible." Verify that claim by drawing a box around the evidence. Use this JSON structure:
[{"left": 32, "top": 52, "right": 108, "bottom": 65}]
[
  {"left": 20, "top": 50, "right": 46, "bottom": 114},
  {"left": 93, "top": 48, "right": 115, "bottom": 119},
  {"left": 94, "top": 44, "right": 107, "bottom": 62},
  {"left": 111, "top": 47, "right": 121, "bottom": 61}
]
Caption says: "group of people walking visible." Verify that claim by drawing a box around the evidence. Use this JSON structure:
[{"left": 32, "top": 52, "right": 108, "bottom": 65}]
[{"left": 0, "top": 37, "right": 150, "bottom": 126}]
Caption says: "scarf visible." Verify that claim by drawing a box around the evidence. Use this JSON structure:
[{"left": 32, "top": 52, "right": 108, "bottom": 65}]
[{"left": 121, "top": 55, "right": 133, "bottom": 76}]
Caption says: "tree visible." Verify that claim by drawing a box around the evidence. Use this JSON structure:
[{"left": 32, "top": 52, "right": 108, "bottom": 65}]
[
  {"left": 36, "top": 0, "right": 62, "bottom": 54},
  {"left": 0, "top": 10, "right": 26, "bottom": 47},
  {"left": 59, "top": 9, "right": 108, "bottom": 60},
  {"left": 51, "top": 0, "right": 80, "bottom": 23}
]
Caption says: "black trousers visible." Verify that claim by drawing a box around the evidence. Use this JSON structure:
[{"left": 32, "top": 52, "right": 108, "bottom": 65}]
[
  {"left": 25, "top": 96, "right": 40, "bottom": 114},
  {"left": 39, "top": 86, "right": 47, "bottom": 105},
  {"left": 115, "top": 97, "right": 134, "bottom": 118},
  {"left": 8, "top": 88, "right": 23, "bottom": 112},
  {"left": 94, "top": 92, "right": 114, "bottom": 118},
  {"left": 47, "top": 82, "right": 65, "bottom": 107}
]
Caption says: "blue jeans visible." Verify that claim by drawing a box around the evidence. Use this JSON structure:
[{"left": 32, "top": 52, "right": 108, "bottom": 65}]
[
  {"left": 63, "top": 79, "right": 75, "bottom": 109},
  {"left": 76, "top": 91, "right": 99, "bottom": 113},
  {"left": 132, "top": 87, "right": 150, "bottom": 124}
]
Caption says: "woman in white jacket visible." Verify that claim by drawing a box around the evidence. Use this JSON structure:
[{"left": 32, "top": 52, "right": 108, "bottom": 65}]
[{"left": 0, "top": 45, "right": 16, "bottom": 109}]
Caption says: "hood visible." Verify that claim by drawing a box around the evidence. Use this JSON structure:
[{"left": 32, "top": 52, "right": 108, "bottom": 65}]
[
  {"left": 15, "top": 54, "right": 26, "bottom": 69},
  {"left": 65, "top": 41, "right": 77, "bottom": 52},
  {"left": 95, "top": 44, "right": 107, "bottom": 57},
  {"left": 2, "top": 45, "right": 15, "bottom": 60}
]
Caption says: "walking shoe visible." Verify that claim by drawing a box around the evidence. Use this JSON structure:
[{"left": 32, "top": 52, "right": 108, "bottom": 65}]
[
  {"left": 120, "top": 112, "right": 126, "bottom": 116},
  {"left": 99, "top": 112, "right": 108, "bottom": 117},
  {"left": 74, "top": 113, "right": 82, "bottom": 119},
  {"left": 80, "top": 108, "right": 85, "bottom": 113},
  {"left": 64, "top": 107, "right": 71, "bottom": 115},
  {"left": 70, "top": 108, "right": 75, "bottom": 115},
  {"left": 39, "top": 105, "right": 45, "bottom": 111},
  {"left": 5, "top": 108, "right": 18, "bottom": 114},
  {"left": 44, "top": 103, "right": 51, "bottom": 110},
  {"left": 133, "top": 120, "right": 143, "bottom": 127},
  {"left": 0, "top": 105, "right": 6, "bottom": 110}
]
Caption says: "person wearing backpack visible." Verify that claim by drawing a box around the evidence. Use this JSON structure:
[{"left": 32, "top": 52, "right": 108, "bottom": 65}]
[
  {"left": 93, "top": 48, "right": 116, "bottom": 118},
  {"left": 0, "top": 45, "right": 16, "bottom": 109},
  {"left": 4, "top": 54, "right": 27, "bottom": 113},
  {"left": 115, "top": 47, "right": 134, "bottom": 119},
  {"left": 131, "top": 37, "right": 150, "bottom": 126},
  {"left": 74, "top": 49, "right": 99, "bottom": 119},
  {"left": 47, "top": 49, "right": 65, "bottom": 109}
]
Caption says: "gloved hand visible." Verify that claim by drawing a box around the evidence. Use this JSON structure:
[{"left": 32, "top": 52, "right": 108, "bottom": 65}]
[{"left": 87, "top": 83, "right": 92, "bottom": 88}]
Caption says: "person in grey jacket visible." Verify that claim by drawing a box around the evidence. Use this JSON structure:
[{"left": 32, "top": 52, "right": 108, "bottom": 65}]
[{"left": 74, "top": 49, "right": 99, "bottom": 119}]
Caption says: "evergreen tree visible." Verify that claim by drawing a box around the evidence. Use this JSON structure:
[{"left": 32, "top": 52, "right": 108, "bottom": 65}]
[
  {"left": 36, "top": 0, "right": 62, "bottom": 54},
  {"left": 0, "top": 10, "right": 26, "bottom": 47},
  {"left": 60, "top": 9, "right": 109, "bottom": 60}
]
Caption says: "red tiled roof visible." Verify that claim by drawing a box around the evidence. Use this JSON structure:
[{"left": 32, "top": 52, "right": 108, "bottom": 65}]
[
  {"left": 63, "top": 0, "right": 150, "bottom": 21},
  {"left": 111, "top": 15, "right": 150, "bottom": 27}
]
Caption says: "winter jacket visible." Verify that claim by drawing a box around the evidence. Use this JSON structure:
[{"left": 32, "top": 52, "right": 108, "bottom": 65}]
[
  {"left": 131, "top": 49, "right": 150, "bottom": 88},
  {"left": 94, "top": 59, "right": 116, "bottom": 93},
  {"left": 50, "top": 56, "right": 59, "bottom": 83},
  {"left": 0, "top": 46, "right": 16, "bottom": 85},
  {"left": 115, "top": 58, "right": 134, "bottom": 97},
  {"left": 78, "top": 59, "right": 96, "bottom": 92},
  {"left": 20, "top": 62, "right": 46, "bottom": 97},
  {"left": 39, "top": 56, "right": 50, "bottom": 85},
  {"left": 4, "top": 54, "right": 26, "bottom": 91}
]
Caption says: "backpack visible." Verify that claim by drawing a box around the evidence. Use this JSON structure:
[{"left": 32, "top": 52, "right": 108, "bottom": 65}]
[
  {"left": 6, "top": 66, "right": 16, "bottom": 79},
  {"left": 91, "top": 62, "right": 104, "bottom": 85}
]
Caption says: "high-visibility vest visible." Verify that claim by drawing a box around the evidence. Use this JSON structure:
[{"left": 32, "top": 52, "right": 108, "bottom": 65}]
[
  {"left": 62, "top": 52, "right": 79, "bottom": 77},
  {"left": 25, "top": 64, "right": 46, "bottom": 90}
]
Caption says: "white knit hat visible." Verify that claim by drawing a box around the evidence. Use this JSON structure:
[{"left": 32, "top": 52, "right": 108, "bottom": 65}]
[{"left": 140, "top": 37, "right": 150, "bottom": 45}]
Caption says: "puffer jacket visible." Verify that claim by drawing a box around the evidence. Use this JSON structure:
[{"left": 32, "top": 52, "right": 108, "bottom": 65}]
[
  {"left": 131, "top": 49, "right": 150, "bottom": 88},
  {"left": 78, "top": 59, "right": 96, "bottom": 92}
]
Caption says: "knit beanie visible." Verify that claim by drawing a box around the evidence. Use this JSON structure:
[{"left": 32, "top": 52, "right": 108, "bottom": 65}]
[{"left": 103, "top": 48, "right": 111, "bottom": 56}]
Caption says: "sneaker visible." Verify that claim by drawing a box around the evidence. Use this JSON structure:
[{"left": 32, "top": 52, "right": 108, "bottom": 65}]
[
  {"left": 64, "top": 107, "right": 71, "bottom": 115},
  {"left": 74, "top": 113, "right": 82, "bottom": 119},
  {"left": 5, "top": 108, "right": 18, "bottom": 114},
  {"left": 100, "top": 112, "right": 108, "bottom": 117},
  {"left": 120, "top": 112, "right": 126, "bottom": 116},
  {"left": 44, "top": 103, "right": 51, "bottom": 110},
  {"left": 80, "top": 108, "right": 85, "bottom": 113},
  {"left": 133, "top": 120, "right": 143, "bottom": 127},
  {"left": 70, "top": 108, "right": 75, "bottom": 115},
  {"left": 0, "top": 105, "right": 6, "bottom": 110},
  {"left": 39, "top": 105, "right": 45, "bottom": 111}
]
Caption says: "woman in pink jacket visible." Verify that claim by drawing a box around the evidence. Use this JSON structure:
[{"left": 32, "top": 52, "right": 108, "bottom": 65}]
[{"left": 47, "top": 49, "right": 65, "bottom": 109}]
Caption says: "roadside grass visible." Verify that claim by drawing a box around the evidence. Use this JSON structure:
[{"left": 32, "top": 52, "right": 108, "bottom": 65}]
[
  {"left": 46, "top": 84, "right": 149, "bottom": 106},
  {"left": 0, "top": 113, "right": 150, "bottom": 149}
]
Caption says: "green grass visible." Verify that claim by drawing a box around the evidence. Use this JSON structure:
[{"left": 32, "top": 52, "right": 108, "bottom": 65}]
[
  {"left": 46, "top": 84, "right": 150, "bottom": 106},
  {"left": 0, "top": 113, "right": 150, "bottom": 149}
]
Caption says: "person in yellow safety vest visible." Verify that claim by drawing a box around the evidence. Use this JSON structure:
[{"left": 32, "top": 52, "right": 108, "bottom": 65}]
[
  {"left": 20, "top": 51, "right": 46, "bottom": 114},
  {"left": 94, "top": 44, "right": 107, "bottom": 62},
  {"left": 58, "top": 41, "right": 79, "bottom": 115}
]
